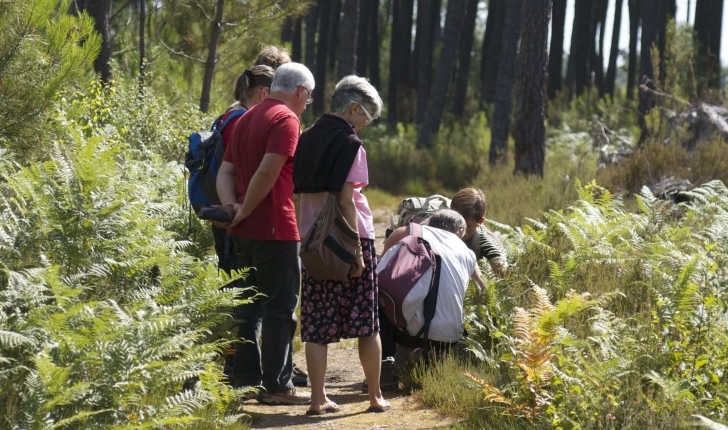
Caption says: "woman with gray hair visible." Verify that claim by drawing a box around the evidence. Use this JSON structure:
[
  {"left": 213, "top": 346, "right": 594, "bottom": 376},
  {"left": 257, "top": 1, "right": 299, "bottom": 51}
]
[{"left": 293, "top": 75, "right": 388, "bottom": 415}]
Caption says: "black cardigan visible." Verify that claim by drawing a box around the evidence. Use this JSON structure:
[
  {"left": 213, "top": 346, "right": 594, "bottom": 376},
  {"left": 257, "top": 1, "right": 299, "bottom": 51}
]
[{"left": 293, "top": 114, "right": 362, "bottom": 194}]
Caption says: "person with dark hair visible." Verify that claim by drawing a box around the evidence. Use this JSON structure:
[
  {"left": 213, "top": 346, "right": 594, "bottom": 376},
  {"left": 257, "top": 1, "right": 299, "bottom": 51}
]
[
  {"left": 254, "top": 45, "right": 292, "bottom": 70},
  {"left": 294, "top": 75, "right": 390, "bottom": 415}
]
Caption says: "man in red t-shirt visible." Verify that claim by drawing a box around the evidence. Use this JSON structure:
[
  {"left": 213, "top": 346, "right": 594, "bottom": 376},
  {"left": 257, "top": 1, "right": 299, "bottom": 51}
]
[{"left": 216, "top": 62, "right": 314, "bottom": 406}]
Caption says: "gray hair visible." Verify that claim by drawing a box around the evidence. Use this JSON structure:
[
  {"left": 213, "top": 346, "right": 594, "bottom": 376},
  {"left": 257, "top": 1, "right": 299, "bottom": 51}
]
[
  {"left": 330, "top": 75, "right": 383, "bottom": 119},
  {"left": 428, "top": 209, "right": 467, "bottom": 237},
  {"left": 270, "top": 62, "right": 315, "bottom": 94}
]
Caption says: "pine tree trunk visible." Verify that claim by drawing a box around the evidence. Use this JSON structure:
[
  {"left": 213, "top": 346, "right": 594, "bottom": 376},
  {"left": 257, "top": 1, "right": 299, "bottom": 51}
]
[
  {"left": 627, "top": 0, "right": 641, "bottom": 99},
  {"left": 547, "top": 0, "right": 566, "bottom": 99},
  {"left": 292, "top": 18, "right": 302, "bottom": 63},
  {"left": 480, "top": 0, "right": 505, "bottom": 107},
  {"left": 514, "top": 0, "right": 551, "bottom": 177},
  {"left": 416, "top": 0, "right": 436, "bottom": 124},
  {"left": 200, "top": 0, "right": 225, "bottom": 113},
  {"left": 419, "top": 0, "right": 467, "bottom": 149},
  {"left": 356, "top": 0, "right": 370, "bottom": 76},
  {"left": 139, "top": 0, "right": 146, "bottom": 81},
  {"left": 595, "top": 0, "right": 609, "bottom": 96},
  {"left": 489, "top": 0, "right": 523, "bottom": 164},
  {"left": 638, "top": 0, "right": 659, "bottom": 144},
  {"left": 695, "top": 0, "right": 711, "bottom": 90},
  {"left": 432, "top": 0, "right": 442, "bottom": 45},
  {"left": 369, "top": 0, "right": 381, "bottom": 89},
  {"left": 397, "top": 0, "right": 415, "bottom": 86},
  {"left": 304, "top": 4, "right": 319, "bottom": 73},
  {"left": 569, "top": 0, "right": 593, "bottom": 98},
  {"left": 451, "top": 0, "right": 479, "bottom": 117},
  {"left": 85, "top": 0, "right": 113, "bottom": 83},
  {"left": 605, "top": 0, "right": 624, "bottom": 99},
  {"left": 709, "top": 0, "right": 723, "bottom": 88},
  {"left": 338, "top": 0, "right": 360, "bottom": 79},
  {"left": 313, "top": 0, "right": 331, "bottom": 115},
  {"left": 281, "top": 17, "right": 294, "bottom": 42},
  {"left": 387, "top": 0, "right": 400, "bottom": 126},
  {"left": 329, "top": 0, "right": 342, "bottom": 71}
]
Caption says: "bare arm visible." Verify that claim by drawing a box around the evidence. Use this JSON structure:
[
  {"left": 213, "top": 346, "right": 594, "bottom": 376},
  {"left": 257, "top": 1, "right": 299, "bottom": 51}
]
[
  {"left": 339, "top": 182, "right": 364, "bottom": 277},
  {"left": 217, "top": 161, "right": 237, "bottom": 206},
  {"left": 472, "top": 264, "right": 486, "bottom": 293},
  {"left": 381, "top": 226, "right": 409, "bottom": 256},
  {"left": 226, "top": 153, "right": 289, "bottom": 229}
]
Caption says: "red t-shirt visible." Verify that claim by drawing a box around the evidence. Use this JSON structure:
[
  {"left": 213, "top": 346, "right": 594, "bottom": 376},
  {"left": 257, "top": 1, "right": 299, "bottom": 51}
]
[
  {"left": 223, "top": 99, "right": 300, "bottom": 241},
  {"left": 220, "top": 109, "right": 246, "bottom": 149}
]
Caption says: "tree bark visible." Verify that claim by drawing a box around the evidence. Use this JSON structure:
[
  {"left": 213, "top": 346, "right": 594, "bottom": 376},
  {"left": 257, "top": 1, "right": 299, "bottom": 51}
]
[
  {"left": 313, "top": 0, "right": 332, "bottom": 115},
  {"left": 329, "top": 0, "right": 342, "bottom": 71},
  {"left": 514, "top": 0, "right": 551, "bottom": 177},
  {"left": 356, "top": 0, "right": 370, "bottom": 76},
  {"left": 387, "top": 0, "right": 400, "bottom": 126},
  {"left": 451, "top": 0, "right": 479, "bottom": 117},
  {"left": 569, "top": 0, "right": 593, "bottom": 98},
  {"left": 489, "top": 0, "right": 523, "bottom": 164},
  {"left": 397, "top": 0, "right": 415, "bottom": 86},
  {"left": 605, "top": 0, "right": 624, "bottom": 99},
  {"left": 416, "top": 0, "right": 436, "bottom": 124},
  {"left": 304, "top": 3, "right": 319, "bottom": 74},
  {"left": 547, "top": 0, "right": 566, "bottom": 99},
  {"left": 139, "top": 0, "right": 146, "bottom": 81},
  {"left": 85, "top": 0, "right": 113, "bottom": 83},
  {"left": 200, "top": 0, "right": 225, "bottom": 113},
  {"left": 292, "top": 18, "right": 302, "bottom": 63},
  {"left": 369, "top": 0, "right": 381, "bottom": 88},
  {"left": 337, "top": 0, "right": 360, "bottom": 79},
  {"left": 594, "top": 0, "right": 609, "bottom": 95},
  {"left": 432, "top": 0, "right": 442, "bottom": 45},
  {"left": 627, "top": 0, "right": 641, "bottom": 99},
  {"left": 480, "top": 0, "right": 505, "bottom": 107},
  {"left": 709, "top": 0, "right": 723, "bottom": 88},
  {"left": 419, "top": 0, "right": 467, "bottom": 149},
  {"left": 281, "top": 17, "right": 294, "bottom": 42},
  {"left": 638, "top": 0, "right": 659, "bottom": 144},
  {"left": 695, "top": 0, "right": 712, "bottom": 90}
]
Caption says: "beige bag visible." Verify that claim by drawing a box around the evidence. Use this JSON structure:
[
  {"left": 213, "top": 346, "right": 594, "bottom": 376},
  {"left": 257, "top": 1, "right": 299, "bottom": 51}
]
[{"left": 300, "top": 192, "right": 360, "bottom": 281}]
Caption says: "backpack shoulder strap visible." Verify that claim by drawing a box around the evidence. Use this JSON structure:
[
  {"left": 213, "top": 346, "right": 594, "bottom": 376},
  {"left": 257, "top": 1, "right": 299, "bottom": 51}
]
[
  {"left": 217, "top": 109, "right": 247, "bottom": 132},
  {"left": 408, "top": 222, "right": 423, "bottom": 237}
]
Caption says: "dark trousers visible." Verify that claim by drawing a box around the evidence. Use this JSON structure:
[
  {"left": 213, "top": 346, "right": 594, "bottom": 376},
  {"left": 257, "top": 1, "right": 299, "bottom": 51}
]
[
  {"left": 231, "top": 237, "right": 300, "bottom": 394},
  {"left": 380, "top": 314, "right": 397, "bottom": 359}
]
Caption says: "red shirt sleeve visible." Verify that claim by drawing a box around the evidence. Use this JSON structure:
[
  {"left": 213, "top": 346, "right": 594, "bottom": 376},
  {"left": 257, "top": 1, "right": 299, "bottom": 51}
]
[{"left": 266, "top": 113, "right": 300, "bottom": 157}]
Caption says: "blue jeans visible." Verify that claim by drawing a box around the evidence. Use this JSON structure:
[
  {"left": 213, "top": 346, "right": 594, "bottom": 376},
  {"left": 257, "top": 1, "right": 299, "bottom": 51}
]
[{"left": 232, "top": 237, "right": 300, "bottom": 394}]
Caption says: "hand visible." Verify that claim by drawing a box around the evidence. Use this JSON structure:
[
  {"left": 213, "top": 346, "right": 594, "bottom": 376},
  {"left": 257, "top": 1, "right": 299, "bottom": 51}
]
[
  {"left": 350, "top": 253, "right": 365, "bottom": 278},
  {"left": 209, "top": 204, "right": 236, "bottom": 229},
  {"left": 225, "top": 202, "right": 249, "bottom": 229}
]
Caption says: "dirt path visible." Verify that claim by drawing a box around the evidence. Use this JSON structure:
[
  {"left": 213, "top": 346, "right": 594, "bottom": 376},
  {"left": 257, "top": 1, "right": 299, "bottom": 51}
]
[{"left": 240, "top": 343, "right": 454, "bottom": 429}]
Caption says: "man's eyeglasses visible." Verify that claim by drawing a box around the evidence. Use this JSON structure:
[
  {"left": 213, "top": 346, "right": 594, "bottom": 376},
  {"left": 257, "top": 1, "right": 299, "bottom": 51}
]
[
  {"left": 302, "top": 86, "right": 313, "bottom": 105},
  {"left": 352, "top": 101, "right": 373, "bottom": 125}
]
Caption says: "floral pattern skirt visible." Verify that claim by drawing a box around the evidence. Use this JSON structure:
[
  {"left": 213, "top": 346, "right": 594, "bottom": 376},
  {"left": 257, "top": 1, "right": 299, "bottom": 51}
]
[{"left": 300, "top": 239, "right": 379, "bottom": 345}]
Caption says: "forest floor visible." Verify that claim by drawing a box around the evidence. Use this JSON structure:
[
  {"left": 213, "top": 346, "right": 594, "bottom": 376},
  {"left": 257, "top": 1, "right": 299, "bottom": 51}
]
[
  {"left": 239, "top": 343, "right": 455, "bottom": 429},
  {"left": 239, "top": 207, "right": 455, "bottom": 429}
]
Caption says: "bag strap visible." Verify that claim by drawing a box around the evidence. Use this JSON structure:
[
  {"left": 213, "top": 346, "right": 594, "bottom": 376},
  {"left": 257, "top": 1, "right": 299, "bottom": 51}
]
[
  {"left": 422, "top": 194, "right": 450, "bottom": 210},
  {"left": 408, "top": 222, "right": 423, "bottom": 237},
  {"left": 217, "top": 109, "right": 246, "bottom": 133},
  {"left": 417, "top": 252, "right": 442, "bottom": 361}
]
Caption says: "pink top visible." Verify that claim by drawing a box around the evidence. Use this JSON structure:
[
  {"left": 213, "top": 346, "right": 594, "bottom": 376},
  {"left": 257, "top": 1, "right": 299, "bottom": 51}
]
[{"left": 299, "top": 146, "right": 375, "bottom": 240}]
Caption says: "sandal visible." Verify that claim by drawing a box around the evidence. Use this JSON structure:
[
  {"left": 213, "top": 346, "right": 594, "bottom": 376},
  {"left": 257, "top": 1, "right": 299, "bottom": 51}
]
[{"left": 306, "top": 402, "right": 340, "bottom": 415}]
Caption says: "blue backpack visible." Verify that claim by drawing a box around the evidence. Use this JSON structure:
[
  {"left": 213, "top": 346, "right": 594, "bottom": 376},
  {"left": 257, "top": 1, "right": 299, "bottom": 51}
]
[{"left": 184, "top": 109, "right": 246, "bottom": 211}]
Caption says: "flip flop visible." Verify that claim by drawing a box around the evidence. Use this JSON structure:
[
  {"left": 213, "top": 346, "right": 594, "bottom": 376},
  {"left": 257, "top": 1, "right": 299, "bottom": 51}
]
[
  {"left": 366, "top": 404, "right": 391, "bottom": 413},
  {"left": 306, "top": 402, "right": 340, "bottom": 415}
]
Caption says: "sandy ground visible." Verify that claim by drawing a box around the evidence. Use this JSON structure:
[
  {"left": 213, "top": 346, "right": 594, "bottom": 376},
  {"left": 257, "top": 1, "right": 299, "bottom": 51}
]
[{"left": 239, "top": 344, "right": 454, "bottom": 430}]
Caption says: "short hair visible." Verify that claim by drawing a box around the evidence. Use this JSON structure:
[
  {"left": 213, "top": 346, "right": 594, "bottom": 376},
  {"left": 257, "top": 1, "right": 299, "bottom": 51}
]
[
  {"left": 428, "top": 209, "right": 467, "bottom": 237},
  {"left": 330, "top": 75, "right": 383, "bottom": 119},
  {"left": 270, "top": 62, "right": 315, "bottom": 94},
  {"left": 254, "top": 45, "right": 291, "bottom": 70},
  {"left": 451, "top": 188, "right": 486, "bottom": 221},
  {"left": 233, "top": 65, "right": 274, "bottom": 103}
]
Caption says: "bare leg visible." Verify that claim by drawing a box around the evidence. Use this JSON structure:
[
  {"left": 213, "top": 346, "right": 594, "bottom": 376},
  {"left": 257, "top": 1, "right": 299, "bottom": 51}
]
[
  {"left": 358, "top": 333, "right": 389, "bottom": 408},
  {"left": 305, "top": 342, "right": 335, "bottom": 411}
]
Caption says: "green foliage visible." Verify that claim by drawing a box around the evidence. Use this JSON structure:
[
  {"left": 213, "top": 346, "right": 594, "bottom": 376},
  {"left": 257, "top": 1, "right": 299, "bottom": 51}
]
[
  {"left": 0, "top": 0, "right": 100, "bottom": 158},
  {"left": 0, "top": 85, "right": 250, "bottom": 427}
]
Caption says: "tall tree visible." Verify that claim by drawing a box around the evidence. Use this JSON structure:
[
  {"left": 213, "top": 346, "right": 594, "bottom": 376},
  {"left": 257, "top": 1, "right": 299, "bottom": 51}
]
[
  {"left": 638, "top": 0, "right": 659, "bottom": 144},
  {"left": 605, "top": 0, "right": 624, "bottom": 99},
  {"left": 452, "top": 0, "right": 479, "bottom": 117},
  {"left": 83, "top": 0, "right": 113, "bottom": 82},
  {"left": 397, "top": 0, "right": 415, "bottom": 86},
  {"left": 547, "top": 0, "right": 567, "bottom": 99},
  {"left": 337, "top": 0, "right": 360, "bottom": 78},
  {"left": 419, "top": 0, "right": 467, "bottom": 148},
  {"left": 388, "top": 0, "right": 401, "bottom": 126},
  {"left": 709, "top": 0, "right": 724, "bottom": 88},
  {"left": 514, "top": 0, "right": 551, "bottom": 176},
  {"left": 369, "top": 0, "right": 381, "bottom": 88},
  {"left": 292, "top": 18, "right": 302, "bottom": 62},
  {"left": 329, "top": 0, "right": 342, "bottom": 71},
  {"left": 281, "top": 17, "right": 294, "bottom": 42},
  {"left": 200, "top": 0, "right": 225, "bottom": 113},
  {"left": 356, "top": 0, "right": 371, "bottom": 76},
  {"left": 489, "top": 0, "right": 523, "bottom": 164},
  {"left": 304, "top": 3, "right": 318, "bottom": 73},
  {"left": 627, "top": 0, "right": 641, "bottom": 99},
  {"left": 480, "top": 0, "right": 506, "bottom": 106},
  {"left": 416, "top": 0, "right": 437, "bottom": 124},
  {"left": 313, "top": 0, "right": 332, "bottom": 115},
  {"left": 594, "top": 0, "right": 609, "bottom": 94},
  {"left": 139, "top": 0, "right": 147, "bottom": 81},
  {"left": 569, "top": 0, "right": 595, "bottom": 98}
]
